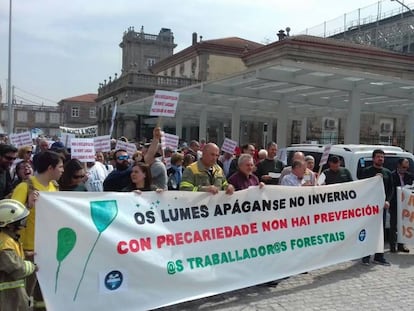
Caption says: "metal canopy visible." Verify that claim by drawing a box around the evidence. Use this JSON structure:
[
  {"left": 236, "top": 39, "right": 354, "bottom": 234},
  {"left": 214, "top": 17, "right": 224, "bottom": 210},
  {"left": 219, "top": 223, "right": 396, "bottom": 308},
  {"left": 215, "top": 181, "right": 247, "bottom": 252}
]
[{"left": 118, "top": 59, "right": 414, "bottom": 124}]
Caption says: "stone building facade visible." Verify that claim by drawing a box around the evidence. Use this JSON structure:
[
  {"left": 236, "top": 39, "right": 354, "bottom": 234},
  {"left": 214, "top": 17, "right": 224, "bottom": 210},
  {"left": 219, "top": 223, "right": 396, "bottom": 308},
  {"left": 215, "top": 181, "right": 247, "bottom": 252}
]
[
  {"left": 57, "top": 93, "right": 98, "bottom": 128},
  {"left": 96, "top": 27, "right": 198, "bottom": 141},
  {"left": 0, "top": 103, "right": 61, "bottom": 136}
]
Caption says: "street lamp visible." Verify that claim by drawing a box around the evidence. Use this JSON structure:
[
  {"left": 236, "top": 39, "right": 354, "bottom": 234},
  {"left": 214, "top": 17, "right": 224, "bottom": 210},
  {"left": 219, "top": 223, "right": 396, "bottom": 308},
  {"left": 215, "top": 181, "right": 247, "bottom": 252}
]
[{"left": 391, "top": 0, "right": 414, "bottom": 16}]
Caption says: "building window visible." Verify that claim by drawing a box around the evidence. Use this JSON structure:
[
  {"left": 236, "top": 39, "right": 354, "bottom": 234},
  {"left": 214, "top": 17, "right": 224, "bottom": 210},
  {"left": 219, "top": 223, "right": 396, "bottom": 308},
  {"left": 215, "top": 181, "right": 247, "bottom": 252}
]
[
  {"left": 171, "top": 68, "right": 176, "bottom": 77},
  {"left": 147, "top": 58, "right": 156, "bottom": 68},
  {"left": 89, "top": 108, "right": 96, "bottom": 118},
  {"left": 191, "top": 58, "right": 197, "bottom": 74},
  {"left": 71, "top": 107, "right": 80, "bottom": 118},
  {"left": 179, "top": 63, "right": 185, "bottom": 76},
  {"left": 35, "top": 112, "right": 46, "bottom": 123},
  {"left": 49, "top": 112, "right": 60, "bottom": 123},
  {"left": 17, "top": 111, "right": 27, "bottom": 122}
]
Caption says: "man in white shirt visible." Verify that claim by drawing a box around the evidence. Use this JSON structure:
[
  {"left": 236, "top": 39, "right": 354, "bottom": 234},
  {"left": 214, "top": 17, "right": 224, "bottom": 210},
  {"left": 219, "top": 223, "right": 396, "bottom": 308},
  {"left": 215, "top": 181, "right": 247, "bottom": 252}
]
[
  {"left": 281, "top": 160, "right": 310, "bottom": 186},
  {"left": 85, "top": 160, "right": 110, "bottom": 192}
]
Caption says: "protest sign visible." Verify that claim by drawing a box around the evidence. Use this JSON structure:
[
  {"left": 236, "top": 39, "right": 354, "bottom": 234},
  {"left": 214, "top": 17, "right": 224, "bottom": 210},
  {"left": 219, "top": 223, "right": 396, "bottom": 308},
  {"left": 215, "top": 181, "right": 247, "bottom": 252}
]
[
  {"left": 94, "top": 135, "right": 111, "bottom": 152},
  {"left": 9, "top": 131, "right": 32, "bottom": 147},
  {"left": 36, "top": 177, "right": 384, "bottom": 311},
  {"left": 114, "top": 140, "right": 137, "bottom": 156},
  {"left": 71, "top": 138, "right": 95, "bottom": 162},
  {"left": 150, "top": 90, "right": 179, "bottom": 117},
  {"left": 221, "top": 138, "right": 238, "bottom": 155},
  {"left": 398, "top": 186, "right": 414, "bottom": 244}
]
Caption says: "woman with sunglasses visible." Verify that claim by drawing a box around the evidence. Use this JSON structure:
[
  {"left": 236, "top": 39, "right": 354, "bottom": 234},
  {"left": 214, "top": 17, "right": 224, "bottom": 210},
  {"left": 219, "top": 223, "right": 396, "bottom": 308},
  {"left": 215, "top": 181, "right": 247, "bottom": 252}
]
[
  {"left": 17, "top": 145, "right": 33, "bottom": 163},
  {"left": 58, "top": 159, "right": 87, "bottom": 191}
]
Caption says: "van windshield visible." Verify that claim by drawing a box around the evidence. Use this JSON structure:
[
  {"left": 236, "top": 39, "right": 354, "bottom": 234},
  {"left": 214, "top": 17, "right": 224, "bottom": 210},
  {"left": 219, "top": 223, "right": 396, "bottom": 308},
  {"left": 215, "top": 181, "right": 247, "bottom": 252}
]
[
  {"left": 286, "top": 151, "right": 344, "bottom": 173},
  {"left": 357, "top": 156, "right": 414, "bottom": 179}
]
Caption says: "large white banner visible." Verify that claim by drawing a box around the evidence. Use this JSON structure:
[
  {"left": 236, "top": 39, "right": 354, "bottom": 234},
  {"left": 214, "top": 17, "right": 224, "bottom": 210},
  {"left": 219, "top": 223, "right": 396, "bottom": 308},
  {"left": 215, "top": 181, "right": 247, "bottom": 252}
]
[
  {"left": 35, "top": 177, "right": 384, "bottom": 311},
  {"left": 60, "top": 125, "right": 98, "bottom": 138}
]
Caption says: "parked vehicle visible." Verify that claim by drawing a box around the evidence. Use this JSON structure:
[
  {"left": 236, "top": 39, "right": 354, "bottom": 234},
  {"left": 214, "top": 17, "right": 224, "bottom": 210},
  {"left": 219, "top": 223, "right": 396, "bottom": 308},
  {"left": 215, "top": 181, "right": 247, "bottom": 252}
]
[{"left": 284, "top": 144, "right": 414, "bottom": 180}]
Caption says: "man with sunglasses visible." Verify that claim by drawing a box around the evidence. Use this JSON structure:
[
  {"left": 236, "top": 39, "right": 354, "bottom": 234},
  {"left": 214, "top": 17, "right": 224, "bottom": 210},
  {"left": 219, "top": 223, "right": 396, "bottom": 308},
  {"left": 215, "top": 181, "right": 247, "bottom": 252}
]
[
  {"left": 0, "top": 144, "right": 18, "bottom": 199},
  {"left": 103, "top": 149, "right": 132, "bottom": 191}
]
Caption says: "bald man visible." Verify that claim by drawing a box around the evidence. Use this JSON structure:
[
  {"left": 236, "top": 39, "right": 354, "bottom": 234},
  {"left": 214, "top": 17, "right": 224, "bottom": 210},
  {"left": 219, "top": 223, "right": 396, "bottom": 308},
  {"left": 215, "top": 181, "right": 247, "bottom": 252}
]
[{"left": 180, "top": 143, "right": 234, "bottom": 194}]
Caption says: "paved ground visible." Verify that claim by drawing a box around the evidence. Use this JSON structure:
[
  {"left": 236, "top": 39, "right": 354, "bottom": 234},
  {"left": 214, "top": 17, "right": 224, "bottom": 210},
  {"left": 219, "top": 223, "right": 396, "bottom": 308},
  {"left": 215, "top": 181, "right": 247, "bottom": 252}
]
[{"left": 157, "top": 245, "right": 414, "bottom": 311}]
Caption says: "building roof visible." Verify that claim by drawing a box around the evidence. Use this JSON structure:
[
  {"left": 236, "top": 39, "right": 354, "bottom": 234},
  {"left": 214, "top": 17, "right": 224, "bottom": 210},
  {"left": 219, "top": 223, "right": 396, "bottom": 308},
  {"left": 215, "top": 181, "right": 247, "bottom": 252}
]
[
  {"left": 243, "top": 35, "right": 414, "bottom": 63},
  {"left": 202, "top": 37, "right": 263, "bottom": 50},
  {"left": 151, "top": 37, "right": 263, "bottom": 73},
  {"left": 60, "top": 93, "right": 98, "bottom": 103}
]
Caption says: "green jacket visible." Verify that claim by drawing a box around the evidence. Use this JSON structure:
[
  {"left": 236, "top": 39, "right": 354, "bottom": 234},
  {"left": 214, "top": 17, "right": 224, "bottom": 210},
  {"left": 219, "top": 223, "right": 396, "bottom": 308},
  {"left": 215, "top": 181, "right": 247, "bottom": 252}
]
[{"left": 180, "top": 160, "right": 228, "bottom": 191}]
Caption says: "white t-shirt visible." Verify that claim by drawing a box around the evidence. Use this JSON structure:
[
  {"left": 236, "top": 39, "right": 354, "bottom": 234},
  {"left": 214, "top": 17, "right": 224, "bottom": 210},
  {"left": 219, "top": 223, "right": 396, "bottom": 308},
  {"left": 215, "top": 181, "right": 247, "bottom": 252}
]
[{"left": 85, "top": 162, "right": 110, "bottom": 192}]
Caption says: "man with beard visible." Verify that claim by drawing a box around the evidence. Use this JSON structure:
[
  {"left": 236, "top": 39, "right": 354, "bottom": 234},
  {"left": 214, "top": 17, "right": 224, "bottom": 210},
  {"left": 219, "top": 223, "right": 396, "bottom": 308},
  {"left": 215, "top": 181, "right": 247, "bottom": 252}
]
[
  {"left": 360, "top": 149, "right": 393, "bottom": 266},
  {"left": 0, "top": 144, "right": 18, "bottom": 199},
  {"left": 103, "top": 149, "right": 132, "bottom": 191}
]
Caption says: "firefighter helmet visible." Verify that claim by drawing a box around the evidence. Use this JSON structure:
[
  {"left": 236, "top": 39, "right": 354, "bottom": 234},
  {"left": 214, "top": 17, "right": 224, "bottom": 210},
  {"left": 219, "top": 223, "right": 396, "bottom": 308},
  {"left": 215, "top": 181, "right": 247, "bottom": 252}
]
[{"left": 0, "top": 199, "right": 29, "bottom": 227}]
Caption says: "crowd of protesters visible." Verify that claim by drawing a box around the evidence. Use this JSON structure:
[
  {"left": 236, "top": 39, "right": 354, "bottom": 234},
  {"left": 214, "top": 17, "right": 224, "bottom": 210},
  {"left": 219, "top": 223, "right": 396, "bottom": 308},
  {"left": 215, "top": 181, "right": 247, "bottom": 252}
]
[{"left": 0, "top": 129, "right": 409, "bottom": 309}]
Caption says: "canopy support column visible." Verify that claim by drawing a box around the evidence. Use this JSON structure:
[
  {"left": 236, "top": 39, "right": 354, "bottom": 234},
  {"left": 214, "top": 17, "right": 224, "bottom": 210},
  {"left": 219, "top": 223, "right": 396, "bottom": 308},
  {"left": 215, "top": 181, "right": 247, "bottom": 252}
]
[
  {"left": 231, "top": 103, "right": 240, "bottom": 142},
  {"left": 344, "top": 90, "right": 361, "bottom": 144},
  {"left": 276, "top": 98, "right": 288, "bottom": 148}
]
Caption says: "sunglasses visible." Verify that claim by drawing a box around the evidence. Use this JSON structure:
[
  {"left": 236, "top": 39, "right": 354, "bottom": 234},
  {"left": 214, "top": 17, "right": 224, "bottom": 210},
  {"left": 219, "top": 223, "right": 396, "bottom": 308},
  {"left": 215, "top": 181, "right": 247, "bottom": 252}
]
[
  {"left": 26, "top": 150, "right": 33, "bottom": 154},
  {"left": 117, "top": 155, "right": 129, "bottom": 161},
  {"left": 73, "top": 175, "right": 85, "bottom": 179}
]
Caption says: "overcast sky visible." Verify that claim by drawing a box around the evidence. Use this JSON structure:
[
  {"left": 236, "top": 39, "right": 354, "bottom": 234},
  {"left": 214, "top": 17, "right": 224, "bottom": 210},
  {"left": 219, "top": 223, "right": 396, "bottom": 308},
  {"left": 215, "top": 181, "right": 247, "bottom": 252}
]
[{"left": 0, "top": 0, "right": 404, "bottom": 105}]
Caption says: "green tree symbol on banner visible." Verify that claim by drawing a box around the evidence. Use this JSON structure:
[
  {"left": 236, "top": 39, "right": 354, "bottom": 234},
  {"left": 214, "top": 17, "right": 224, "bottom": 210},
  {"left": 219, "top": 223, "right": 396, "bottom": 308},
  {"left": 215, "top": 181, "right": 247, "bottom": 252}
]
[
  {"left": 73, "top": 200, "right": 118, "bottom": 301},
  {"left": 55, "top": 228, "right": 76, "bottom": 293}
]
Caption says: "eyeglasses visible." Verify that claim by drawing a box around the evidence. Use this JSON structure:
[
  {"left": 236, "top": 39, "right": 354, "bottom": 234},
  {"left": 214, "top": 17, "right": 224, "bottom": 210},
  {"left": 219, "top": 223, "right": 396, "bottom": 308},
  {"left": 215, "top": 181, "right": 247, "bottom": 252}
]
[
  {"left": 3, "top": 155, "right": 16, "bottom": 161},
  {"left": 73, "top": 175, "right": 85, "bottom": 179},
  {"left": 26, "top": 151, "right": 33, "bottom": 154},
  {"left": 117, "top": 155, "right": 129, "bottom": 161}
]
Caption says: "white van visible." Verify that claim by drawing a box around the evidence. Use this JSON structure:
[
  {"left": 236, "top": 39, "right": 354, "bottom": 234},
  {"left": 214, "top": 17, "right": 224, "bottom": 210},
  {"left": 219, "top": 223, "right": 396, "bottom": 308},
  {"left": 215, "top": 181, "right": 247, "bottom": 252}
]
[{"left": 284, "top": 144, "right": 414, "bottom": 180}]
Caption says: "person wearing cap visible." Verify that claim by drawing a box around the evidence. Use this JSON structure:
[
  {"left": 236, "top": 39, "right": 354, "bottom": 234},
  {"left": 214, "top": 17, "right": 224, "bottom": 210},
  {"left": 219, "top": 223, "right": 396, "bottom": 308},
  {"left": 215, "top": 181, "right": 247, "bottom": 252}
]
[
  {"left": 0, "top": 199, "right": 37, "bottom": 310},
  {"left": 305, "top": 155, "right": 315, "bottom": 171},
  {"left": 320, "top": 156, "right": 353, "bottom": 185}
]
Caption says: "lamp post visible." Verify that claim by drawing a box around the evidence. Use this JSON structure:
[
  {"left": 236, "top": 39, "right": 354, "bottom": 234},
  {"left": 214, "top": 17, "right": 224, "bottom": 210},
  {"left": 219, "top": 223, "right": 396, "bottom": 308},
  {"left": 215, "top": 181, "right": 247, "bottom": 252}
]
[
  {"left": 391, "top": 0, "right": 414, "bottom": 16},
  {"left": 7, "top": 0, "right": 13, "bottom": 134}
]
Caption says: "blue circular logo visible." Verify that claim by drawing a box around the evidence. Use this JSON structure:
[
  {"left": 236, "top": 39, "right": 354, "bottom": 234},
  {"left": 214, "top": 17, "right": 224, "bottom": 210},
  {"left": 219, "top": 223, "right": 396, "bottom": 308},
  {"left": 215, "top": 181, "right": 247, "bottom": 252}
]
[
  {"left": 358, "top": 229, "right": 366, "bottom": 242},
  {"left": 104, "top": 270, "right": 123, "bottom": 290}
]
